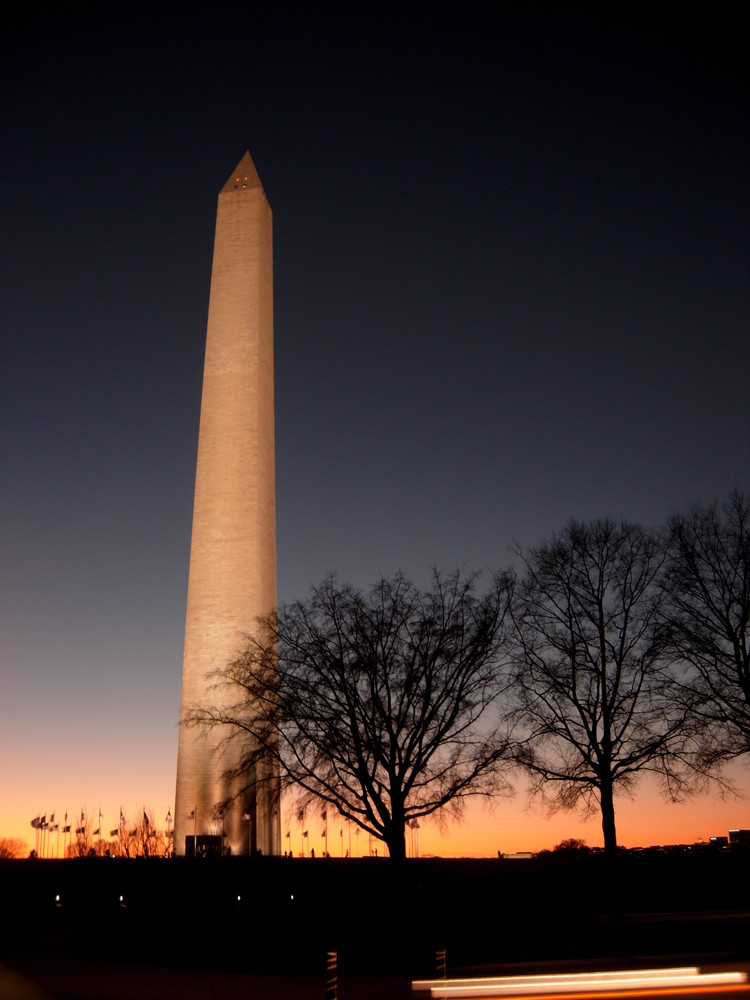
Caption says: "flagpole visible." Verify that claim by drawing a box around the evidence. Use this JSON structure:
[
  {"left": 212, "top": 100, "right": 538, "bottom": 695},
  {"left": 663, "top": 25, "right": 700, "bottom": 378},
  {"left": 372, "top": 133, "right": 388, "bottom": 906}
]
[{"left": 48, "top": 813, "right": 56, "bottom": 858}]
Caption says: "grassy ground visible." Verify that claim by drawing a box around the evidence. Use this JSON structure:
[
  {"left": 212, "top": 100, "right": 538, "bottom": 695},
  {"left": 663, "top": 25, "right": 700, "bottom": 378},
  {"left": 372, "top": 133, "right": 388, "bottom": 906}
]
[{"left": 2, "top": 852, "right": 748, "bottom": 997}]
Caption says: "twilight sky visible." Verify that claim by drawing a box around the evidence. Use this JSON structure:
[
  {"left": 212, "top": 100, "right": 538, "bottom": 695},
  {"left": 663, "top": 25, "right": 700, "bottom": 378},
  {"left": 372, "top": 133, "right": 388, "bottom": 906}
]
[{"left": 1, "top": 3, "right": 748, "bottom": 855}]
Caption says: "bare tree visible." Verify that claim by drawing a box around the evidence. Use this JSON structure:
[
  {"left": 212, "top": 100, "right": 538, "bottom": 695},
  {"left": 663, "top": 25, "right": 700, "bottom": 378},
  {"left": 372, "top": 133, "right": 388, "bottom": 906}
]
[
  {"left": 119, "top": 809, "right": 170, "bottom": 858},
  {"left": 186, "top": 570, "right": 517, "bottom": 862},
  {"left": 510, "top": 520, "right": 696, "bottom": 859},
  {"left": 68, "top": 812, "right": 93, "bottom": 858},
  {"left": 661, "top": 491, "right": 750, "bottom": 765},
  {"left": 0, "top": 837, "right": 28, "bottom": 859}
]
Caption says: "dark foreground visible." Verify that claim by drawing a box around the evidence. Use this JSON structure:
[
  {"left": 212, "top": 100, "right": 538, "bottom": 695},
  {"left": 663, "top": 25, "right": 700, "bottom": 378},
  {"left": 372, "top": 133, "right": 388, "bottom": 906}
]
[{"left": 2, "top": 852, "right": 749, "bottom": 998}]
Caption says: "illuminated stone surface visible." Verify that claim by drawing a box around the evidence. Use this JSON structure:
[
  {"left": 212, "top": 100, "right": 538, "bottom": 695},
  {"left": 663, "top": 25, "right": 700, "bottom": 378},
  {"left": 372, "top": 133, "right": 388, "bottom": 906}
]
[{"left": 175, "top": 152, "right": 279, "bottom": 857}]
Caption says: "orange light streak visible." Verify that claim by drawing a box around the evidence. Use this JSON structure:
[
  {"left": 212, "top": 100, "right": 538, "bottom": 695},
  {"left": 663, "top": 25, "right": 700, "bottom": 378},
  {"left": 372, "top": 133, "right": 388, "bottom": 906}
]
[
  {"left": 440, "top": 989, "right": 750, "bottom": 1000},
  {"left": 415, "top": 968, "right": 702, "bottom": 993},
  {"left": 420, "top": 968, "right": 749, "bottom": 999}
]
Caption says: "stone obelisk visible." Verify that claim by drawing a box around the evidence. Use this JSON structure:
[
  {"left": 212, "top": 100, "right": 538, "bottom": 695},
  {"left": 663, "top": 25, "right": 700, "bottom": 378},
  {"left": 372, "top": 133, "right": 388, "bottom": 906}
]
[{"left": 175, "top": 152, "right": 279, "bottom": 857}]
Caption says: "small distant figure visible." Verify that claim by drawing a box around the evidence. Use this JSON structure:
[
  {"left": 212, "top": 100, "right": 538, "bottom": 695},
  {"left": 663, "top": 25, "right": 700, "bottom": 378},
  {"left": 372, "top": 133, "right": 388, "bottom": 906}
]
[{"left": 310, "top": 847, "right": 315, "bottom": 858}]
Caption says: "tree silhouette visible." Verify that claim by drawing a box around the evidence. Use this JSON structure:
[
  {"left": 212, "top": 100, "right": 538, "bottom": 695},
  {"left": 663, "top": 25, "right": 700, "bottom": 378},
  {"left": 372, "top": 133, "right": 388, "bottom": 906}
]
[
  {"left": 68, "top": 813, "right": 93, "bottom": 858},
  {"left": 185, "top": 570, "right": 517, "bottom": 862},
  {"left": 0, "top": 837, "right": 28, "bottom": 859},
  {"left": 510, "top": 519, "right": 696, "bottom": 859},
  {"left": 117, "top": 809, "right": 170, "bottom": 857},
  {"left": 661, "top": 490, "right": 750, "bottom": 766}
]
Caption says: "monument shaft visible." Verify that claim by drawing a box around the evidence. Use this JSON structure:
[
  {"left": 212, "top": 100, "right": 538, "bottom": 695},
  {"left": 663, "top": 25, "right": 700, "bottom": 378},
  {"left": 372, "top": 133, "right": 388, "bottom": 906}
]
[{"left": 175, "top": 152, "right": 279, "bottom": 856}]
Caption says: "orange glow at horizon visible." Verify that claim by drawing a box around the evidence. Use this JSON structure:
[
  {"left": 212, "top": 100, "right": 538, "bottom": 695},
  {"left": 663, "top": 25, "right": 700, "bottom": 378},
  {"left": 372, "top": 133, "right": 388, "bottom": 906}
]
[{"left": 2, "top": 765, "right": 747, "bottom": 859}]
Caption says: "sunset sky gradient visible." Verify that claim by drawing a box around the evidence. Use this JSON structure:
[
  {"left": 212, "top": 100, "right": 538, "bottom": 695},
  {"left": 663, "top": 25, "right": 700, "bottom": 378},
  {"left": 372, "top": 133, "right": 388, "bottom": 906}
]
[{"left": 1, "top": 4, "right": 748, "bottom": 856}]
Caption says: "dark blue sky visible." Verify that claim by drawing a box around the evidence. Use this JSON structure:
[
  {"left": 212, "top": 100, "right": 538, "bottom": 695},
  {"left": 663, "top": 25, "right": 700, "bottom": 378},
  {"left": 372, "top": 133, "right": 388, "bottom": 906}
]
[{"left": 2, "top": 3, "right": 748, "bottom": 844}]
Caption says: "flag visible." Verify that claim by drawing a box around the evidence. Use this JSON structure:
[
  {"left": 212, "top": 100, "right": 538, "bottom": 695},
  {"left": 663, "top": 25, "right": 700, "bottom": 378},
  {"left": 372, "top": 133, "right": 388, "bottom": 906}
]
[
  {"left": 303, "top": 830, "right": 308, "bottom": 838},
  {"left": 49, "top": 813, "right": 55, "bottom": 823},
  {"left": 187, "top": 810, "right": 195, "bottom": 820},
  {"left": 120, "top": 808, "right": 125, "bottom": 826},
  {"left": 93, "top": 828, "right": 100, "bottom": 836},
  {"left": 110, "top": 829, "right": 119, "bottom": 837},
  {"left": 297, "top": 808, "right": 304, "bottom": 822},
  {"left": 75, "top": 826, "right": 85, "bottom": 835},
  {"left": 321, "top": 810, "right": 327, "bottom": 821},
  {"left": 40, "top": 815, "right": 46, "bottom": 825},
  {"left": 63, "top": 825, "right": 71, "bottom": 833},
  {"left": 31, "top": 817, "right": 40, "bottom": 829},
  {"left": 285, "top": 830, "right": 291, "bottom": 839},
  {"left": 143, "top": 811, "right": 149, "bottom": 826}
]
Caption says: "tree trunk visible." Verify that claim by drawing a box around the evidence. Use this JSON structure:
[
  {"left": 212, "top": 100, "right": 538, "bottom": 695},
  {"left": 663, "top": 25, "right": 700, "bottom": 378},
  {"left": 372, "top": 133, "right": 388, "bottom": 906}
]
[
  {"left": 599, "top": 778, "right": 618, "bottom": 860},
  {"left": 386, "top": 826, "right": 406, "bottom": 863},
  {"left": 384, "top": 805, "right": 407, "bottom": 863}
]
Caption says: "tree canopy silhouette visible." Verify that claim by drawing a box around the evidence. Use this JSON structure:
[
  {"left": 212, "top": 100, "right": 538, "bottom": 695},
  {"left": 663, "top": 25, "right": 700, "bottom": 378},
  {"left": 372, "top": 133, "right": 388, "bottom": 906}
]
[
  {"left": 186, "top": 570, "right": 517, "bottom": 861},
  {"left": 509, "top": 519, "right": 698, "bottom": 859},
  {"left": 661, "top": 490, "right": 750, "bottom": 766}
]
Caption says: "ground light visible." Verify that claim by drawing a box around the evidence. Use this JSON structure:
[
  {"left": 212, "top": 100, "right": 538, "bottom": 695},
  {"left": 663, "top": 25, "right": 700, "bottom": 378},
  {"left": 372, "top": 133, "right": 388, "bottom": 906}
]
[{"left": 412, "top": 966, "right": 749, "bottom": 997}]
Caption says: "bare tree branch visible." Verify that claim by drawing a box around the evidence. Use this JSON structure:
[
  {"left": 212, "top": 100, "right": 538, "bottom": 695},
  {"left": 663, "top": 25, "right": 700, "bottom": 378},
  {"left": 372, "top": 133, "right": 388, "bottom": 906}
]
[
  {"left": 185, "top": 570, "right": 518, "bottom": 861},
  {"left": 660, "top": 490, "right": 750, "bottom": 768},
  {"left": 509, "top": 519, "right": 701, "bottom": 858}
]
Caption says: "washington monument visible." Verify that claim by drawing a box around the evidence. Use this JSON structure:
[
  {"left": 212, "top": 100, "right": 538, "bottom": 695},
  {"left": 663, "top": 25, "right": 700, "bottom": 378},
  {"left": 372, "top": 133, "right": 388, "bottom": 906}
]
[{"left": 175, "top": 152, "right": 280, "bottom": 857}]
